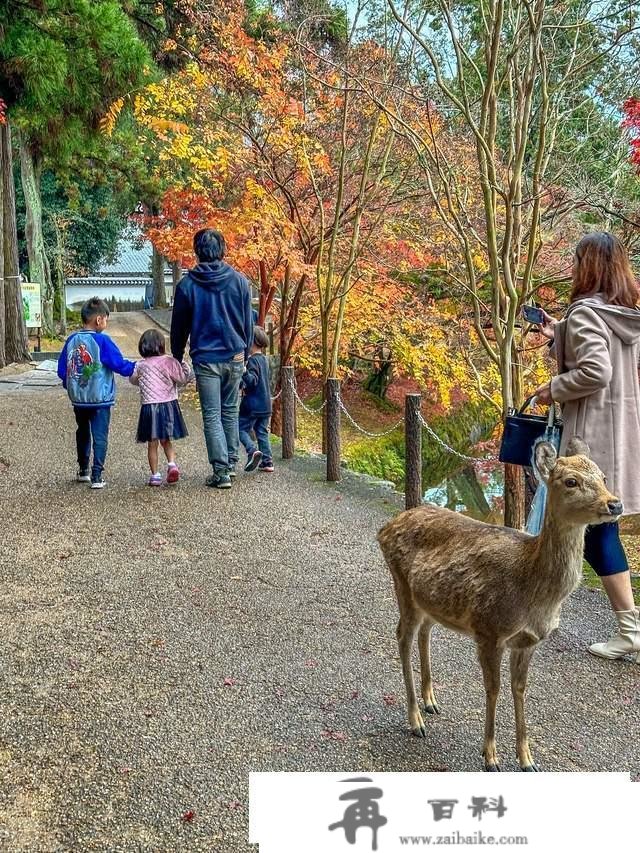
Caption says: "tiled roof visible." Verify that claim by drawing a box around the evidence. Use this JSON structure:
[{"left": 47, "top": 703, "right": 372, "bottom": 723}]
[
  {"left": 66, "top": 277, "right": 154, "bottom": 287},
  {"left": 92, "top": 229, "right": 172, "bottom": 276}
]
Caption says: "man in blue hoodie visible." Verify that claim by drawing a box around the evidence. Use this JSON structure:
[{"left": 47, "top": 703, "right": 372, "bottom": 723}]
[{"left": 171, "top": 228, "right": 253, "bottom": 488}]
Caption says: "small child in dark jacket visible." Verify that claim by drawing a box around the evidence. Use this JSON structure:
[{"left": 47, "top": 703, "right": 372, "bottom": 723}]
[{"left": 239, "top": 326, "right": 274, "bottom": 472}]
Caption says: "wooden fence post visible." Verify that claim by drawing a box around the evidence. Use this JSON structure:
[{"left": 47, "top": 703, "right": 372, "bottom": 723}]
[
  {"left": 326, "top": 377, "right": 341, "bottom": 482},
  {"left": 405, "top": 393, "right": 422, "bottom": 509},
  {"left": 281, "top": 365, "right": 295, "bottom": 460}
]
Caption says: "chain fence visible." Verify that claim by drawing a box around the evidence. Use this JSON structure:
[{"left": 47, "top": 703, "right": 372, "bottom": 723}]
[{"left": 278, "top": 374, "right": 495, "bottom": 465}]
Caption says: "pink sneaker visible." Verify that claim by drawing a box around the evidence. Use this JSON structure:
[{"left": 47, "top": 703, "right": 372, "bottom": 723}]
[
  {"left": 166, "top": 465, "right": 180, "bottom": 485},
  {"left": 148, "top": 473, "right": 162, "bottom": 487}
]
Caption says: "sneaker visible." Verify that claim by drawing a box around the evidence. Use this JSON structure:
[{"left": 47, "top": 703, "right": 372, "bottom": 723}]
[
  {"left": 90, "top": 479, "right": 106, "bottom": 490},
  {"left": 148, "top": 473, "right": 163, "bottom": 487},
  {"left": 244, "top": 450, "right": 263, "bottom": 472},
  {"left": 206, "top": 473, "right": 232, "bottom": 489},
  {"left": 166, "top": 465, "right": 180, "bottom": 485},
  {"left": 77, "top": 469, "right": 91, "bottom": 483},
  {"left": 228, "top": 466, "right": 238, "bottom": 479},
  {"left": 259, "top": 461, "right": 275, "bottom": 473}
]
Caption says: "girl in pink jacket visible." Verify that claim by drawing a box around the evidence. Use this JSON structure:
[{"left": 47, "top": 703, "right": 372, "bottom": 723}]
[{"left": 130, "top": 329, "right": 193, "bottom": 486}]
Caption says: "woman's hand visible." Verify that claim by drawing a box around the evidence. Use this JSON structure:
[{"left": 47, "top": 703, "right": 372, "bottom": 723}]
[
  {"left": 532, "top": 382, "right": 553, "bottom": 405},
  {"left": 537, "top": 309, "right": 557, "bottom": 341}
]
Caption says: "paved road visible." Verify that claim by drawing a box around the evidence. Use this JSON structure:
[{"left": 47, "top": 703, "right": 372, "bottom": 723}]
[{"left": 0, "top": 314, "right": 638, "bottom": 850}]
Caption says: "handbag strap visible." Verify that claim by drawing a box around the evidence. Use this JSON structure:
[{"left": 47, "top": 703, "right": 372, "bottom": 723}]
[
  {"left": 517, "top": 395, "right": 537, "bottom": 415},
  {"left": 517, "top": 395, "right": 560, "bottom": 427}
]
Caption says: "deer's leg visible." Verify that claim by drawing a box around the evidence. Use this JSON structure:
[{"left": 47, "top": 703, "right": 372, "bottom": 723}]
[
  {"left": 510, "top": 646, "right": 538, "bottom": 772},
  {"left": 477, "top": 641, "right": 503, "bottom": 772},
  {"left": 397, "top": 611, "right": 425, "bottom": 737},
  {"left": 417, "top": 620, "right": 440, "bottom": 715}
]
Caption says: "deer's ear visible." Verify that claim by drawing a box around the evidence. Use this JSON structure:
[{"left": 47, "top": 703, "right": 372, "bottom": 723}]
[
  {"left": 565, "top": 436, "right": 590, "bottom": 458},
  {"left": 533, "top": 440, "right": 557, "bottom": 482}
]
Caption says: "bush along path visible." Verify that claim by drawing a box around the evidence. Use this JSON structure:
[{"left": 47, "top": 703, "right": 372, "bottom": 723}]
[{"left": 0, "top": 362, "right": 638, "bottom": 849}]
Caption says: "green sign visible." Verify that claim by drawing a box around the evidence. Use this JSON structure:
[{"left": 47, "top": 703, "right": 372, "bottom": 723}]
[{"left": 21, "top": 281, "right": 42, "bottom": 329}]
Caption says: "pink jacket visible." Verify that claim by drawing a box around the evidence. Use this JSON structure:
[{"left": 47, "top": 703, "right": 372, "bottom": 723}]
[{"left": 130, "top": 355, "right": 192, "bottom": 404}]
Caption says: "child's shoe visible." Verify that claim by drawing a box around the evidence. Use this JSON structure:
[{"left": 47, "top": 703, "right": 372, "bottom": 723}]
[
  {"left": 77, "top": 469, "right": 91, "bottom": 483},
  {"left": 91, "top": 478, "right": 107, "bottom": 490},
  {"left": 244, "top": 450, "right": 263, "bottom": 472},
  {"left": 148, "top": 473, "right": 162, "bottom": 487},
  {"left": 259, "top": 459, "right": 274, "bottom": 473},
  {"left": 166, "top": 464, "right": 180, "bottom": 485}
]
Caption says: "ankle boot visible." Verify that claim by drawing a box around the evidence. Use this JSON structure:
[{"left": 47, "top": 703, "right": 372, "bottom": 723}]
[{"left": 589, "top": 609, "right": 640, "bottom": 662}]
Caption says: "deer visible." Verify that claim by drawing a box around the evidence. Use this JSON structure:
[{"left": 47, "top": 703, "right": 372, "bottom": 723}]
[{"left": 377, "top": 438, "right": 623, "bottom": 772}]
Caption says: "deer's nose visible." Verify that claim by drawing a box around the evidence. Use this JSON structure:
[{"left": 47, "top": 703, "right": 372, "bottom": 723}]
[{"left": 608, "top": 500, "right": 624, "bottom": 516}]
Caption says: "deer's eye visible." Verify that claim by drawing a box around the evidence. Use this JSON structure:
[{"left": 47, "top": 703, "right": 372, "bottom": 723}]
[{"left": 564, "top": 478, "right": 578, "bottom": 488}]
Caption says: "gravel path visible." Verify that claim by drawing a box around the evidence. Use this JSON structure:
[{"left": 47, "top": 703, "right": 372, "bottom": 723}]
[{"left": 0, "top": 315, "right": 638, "bottom": 851}]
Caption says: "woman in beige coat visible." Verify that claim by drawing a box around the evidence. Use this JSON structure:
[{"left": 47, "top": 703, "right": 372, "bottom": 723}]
[{"left": 533, "top": 232, "right": 640, "bottom": 662}]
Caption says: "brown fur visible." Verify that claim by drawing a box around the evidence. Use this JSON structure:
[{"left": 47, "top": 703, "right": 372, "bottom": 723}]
[{"left": 377, "top": 438, "right": 622, "bottom": 771}]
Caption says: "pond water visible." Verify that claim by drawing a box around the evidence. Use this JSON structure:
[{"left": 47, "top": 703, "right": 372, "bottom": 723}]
[{"left": 424, "top": 462, "right": 504, "bottom": 523}]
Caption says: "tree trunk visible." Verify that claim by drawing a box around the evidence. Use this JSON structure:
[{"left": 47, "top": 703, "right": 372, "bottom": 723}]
[
  {"left": 503, "top": 463, "right": 525, "bottom": 530},
  {"left": 18, "top": 132, "right": 53, "bottom": 333},
  {"left": 52, "top": 217, "right": 67, "bottom": 335},
  {"left": 171, "top": 260, "right": 181, "bottom": 303},
  {"left": 152, "top": 244, "right": 167, "bottom": 308},
  {"left": 0, "top": 121, "right": 6, "bottom": 368},
  {"left": 2, "top": 122, "right": 29, "bottom": 364}
]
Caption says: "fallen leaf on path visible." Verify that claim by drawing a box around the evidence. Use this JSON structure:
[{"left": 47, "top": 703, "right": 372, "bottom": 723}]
[
  {"left": 223, "top": 677, "right": 238, "bottom": 687},
  {"left": 321, "top": 729, "right": 347, "bottom": 741},
  {"left": 226, "top": 801, "right": 242, "bottom": 810},
  {"left": 382, "top": 693, "right": 397, "bottom": 706},
  {"left": 181, "top": 810, "right": 195, "bottom": 823},
  {"left": 305, "top": 659, "right": 318, "bottom": 668},
  {"left": 350, "top": 691, "right": 360, "bottom": 700}
]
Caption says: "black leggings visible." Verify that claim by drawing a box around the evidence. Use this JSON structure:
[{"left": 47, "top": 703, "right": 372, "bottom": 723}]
[{"left": 584, "top": 522, "right": 628, "bottom": 577}]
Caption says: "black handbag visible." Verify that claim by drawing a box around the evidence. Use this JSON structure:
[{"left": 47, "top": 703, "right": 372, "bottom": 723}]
[{"left": 499, "top": 397, "right": 563, "bottom": 467}]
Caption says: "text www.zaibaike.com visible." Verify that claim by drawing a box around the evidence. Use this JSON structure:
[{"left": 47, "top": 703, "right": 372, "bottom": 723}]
[{"left": 399, "top": 830, "right": 528, "bottom": 846}]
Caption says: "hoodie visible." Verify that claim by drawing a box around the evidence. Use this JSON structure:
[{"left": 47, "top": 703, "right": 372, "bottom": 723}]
[{"left": 170, "top": 261, "right": 253, "bottom": 365}]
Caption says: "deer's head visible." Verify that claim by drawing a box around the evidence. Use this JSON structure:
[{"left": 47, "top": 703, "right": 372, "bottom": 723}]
[{"left": 534, "top": 437, "right": 623, "bottom": 526}]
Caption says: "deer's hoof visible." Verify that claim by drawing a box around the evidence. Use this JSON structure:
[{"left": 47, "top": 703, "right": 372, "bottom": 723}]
[
  {"left": 424, "top": 702, "right": 440, "bottom": 715},
  {"left": 411, "top": 724, "right": 427, "bottom": 738},
  {"left": 521, "top": 763, "right": 539, "bottom": 772},
  {"left": 484, "top": 762, "right": 501, "bottom": 772}
]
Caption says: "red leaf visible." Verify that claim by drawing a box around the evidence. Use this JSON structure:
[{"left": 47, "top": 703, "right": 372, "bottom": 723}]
[
  {"left": 226, "top": 800, "right": 242, "bottom": 810},
  {"left": 350, "top": 690, "right": 360, "bottom": 700},
  {"left": 181, "top": 810, "right": 195, "bottom": 822},
  {"left": 223, "top": 677, "right": 238, "bottom": 687},
  {"left": 305, "top": 659, "right": 318, "bottom": 668},
  {"left": 321, "top": 729, "right": 347, "bottom": 741},
  {"left": 382, "top": 693, "right": 397, "bottom": 706}
]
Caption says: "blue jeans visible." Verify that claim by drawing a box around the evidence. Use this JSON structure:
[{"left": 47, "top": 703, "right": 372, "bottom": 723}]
[
  {"left": 74, "top": 406, "right": 111, "bottom": 482},
  {"left": 239, "top": 414, "right": 273, "bottom": 463},
  {"left": 195, "top": 360, "right": 244, "bottom": 474}
]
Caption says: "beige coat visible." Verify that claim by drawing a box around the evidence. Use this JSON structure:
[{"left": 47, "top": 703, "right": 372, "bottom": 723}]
[{"left": 551, "top": 294, "right": 640, "bottom": 515}]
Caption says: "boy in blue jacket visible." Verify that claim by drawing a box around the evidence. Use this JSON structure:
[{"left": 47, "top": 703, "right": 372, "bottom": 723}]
[
  {"left": 57, "top": 297, "right": 136, "bottom": 488},
  {"left": 239, "top": 326, "right": 274, "bottom": 473}
]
